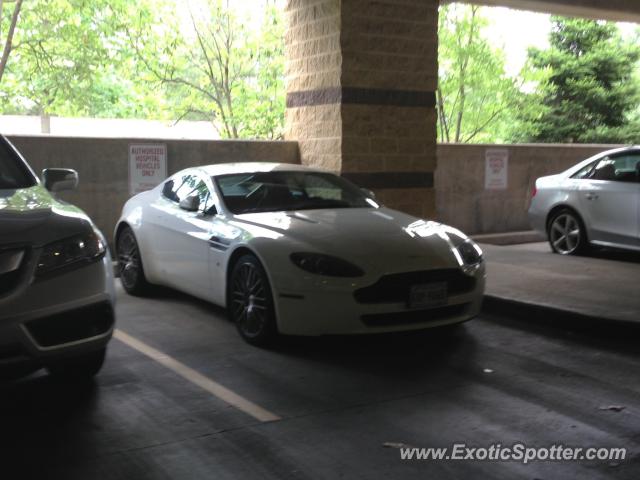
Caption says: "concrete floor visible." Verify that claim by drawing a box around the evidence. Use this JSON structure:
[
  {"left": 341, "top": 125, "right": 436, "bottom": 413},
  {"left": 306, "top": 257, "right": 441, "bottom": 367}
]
[
  {"left": 1, "top": 284, "right": 639, "bottom": 479},
  {"left": 483, "top": 242, "right": 640, "bottom": 324}
]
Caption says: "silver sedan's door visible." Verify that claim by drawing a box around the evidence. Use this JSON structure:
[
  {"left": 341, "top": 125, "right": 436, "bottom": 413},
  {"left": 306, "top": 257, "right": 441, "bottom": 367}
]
[{"left": 578, "top": 153, "right": 640, "bottom": 248}]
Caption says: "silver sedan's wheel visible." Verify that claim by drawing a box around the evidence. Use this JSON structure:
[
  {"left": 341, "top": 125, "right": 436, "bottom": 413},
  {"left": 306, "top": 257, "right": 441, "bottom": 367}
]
[
  {"left": 229, "top": 254, "right": 277, "bottom": 346},
  {"left": 548, "top": 210, "right": 585, "bottom": 255}
]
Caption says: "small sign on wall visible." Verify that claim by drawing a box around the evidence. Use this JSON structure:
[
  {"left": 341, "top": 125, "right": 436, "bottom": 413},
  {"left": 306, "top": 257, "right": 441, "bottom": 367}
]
[
  {"left": 129, "top": 144, "right": 167, "bottom": 195},
  {"left": 485, "top": 148, "right": 508, "bottom": 190}
]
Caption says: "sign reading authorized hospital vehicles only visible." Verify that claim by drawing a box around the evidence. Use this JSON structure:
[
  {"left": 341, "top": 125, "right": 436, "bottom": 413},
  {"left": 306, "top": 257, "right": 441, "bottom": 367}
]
[{"left": 129, "top": 143, "right": 167, "bottom": 195}]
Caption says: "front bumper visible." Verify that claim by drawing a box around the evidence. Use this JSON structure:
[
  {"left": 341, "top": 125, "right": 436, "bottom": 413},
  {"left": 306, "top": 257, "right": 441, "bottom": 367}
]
[
  {"left": 0, "top": 252, "right": 116, "bottom": 367},
  {"left": 273, "top": 264, "right": 485, "bottom": 336}
]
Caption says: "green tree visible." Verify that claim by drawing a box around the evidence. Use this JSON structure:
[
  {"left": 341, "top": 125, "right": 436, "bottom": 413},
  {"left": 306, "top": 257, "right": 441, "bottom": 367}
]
[
  {"left": 1, "top": 0, "right": 169, "bottom": 119},
  {"left": 132, "top": 0, "right": 285, "bottom": 139},
  {"left": 0, "top": 0, "right": 24, "bottom": 84},
  {"left": 520, "top": 16, "right": 640, "bottom": 143},
  {"left": 437, "top": 4, "right": 524, "bottom": 143}
]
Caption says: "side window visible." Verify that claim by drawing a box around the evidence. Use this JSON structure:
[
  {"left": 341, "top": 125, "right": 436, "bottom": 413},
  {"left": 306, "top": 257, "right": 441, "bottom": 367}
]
[
  {"left": 571, "top": 161, "right": 597, "bottom": 180},
  {"left": 162, "top": 179, "right": 178, "bottom": 202},
  {"left": 590, "top": 155, "right": 640, "bottom": 182},
  {"left": 162, "top": 174, "right": 215, "bottom": 211}
]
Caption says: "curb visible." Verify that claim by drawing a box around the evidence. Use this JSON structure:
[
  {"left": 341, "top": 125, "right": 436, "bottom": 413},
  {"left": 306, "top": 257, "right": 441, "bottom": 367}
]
[
  {"left": 472, "top": 230, "right": 544, "bottom": 246},
  {"left": 481, "top": 294, "right": 640, "bottom": 334}
]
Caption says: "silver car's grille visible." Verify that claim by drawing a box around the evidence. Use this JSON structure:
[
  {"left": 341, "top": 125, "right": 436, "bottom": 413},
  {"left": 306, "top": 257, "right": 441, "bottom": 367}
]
[{"left": 0, "top": 248, "right": 26, "bottom": 297}]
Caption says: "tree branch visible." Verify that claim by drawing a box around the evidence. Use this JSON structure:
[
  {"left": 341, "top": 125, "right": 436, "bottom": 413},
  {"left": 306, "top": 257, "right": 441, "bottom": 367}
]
[{"left": 0, "top": 0, "right": 24, "bottom": 84}]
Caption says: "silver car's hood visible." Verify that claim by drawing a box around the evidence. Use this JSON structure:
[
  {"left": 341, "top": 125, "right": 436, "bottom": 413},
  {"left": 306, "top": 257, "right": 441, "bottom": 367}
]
[
  {"left": 0, "top": 186, "right": 93, "bottom": 247},
  {"left": 233, "top": 207, "right": 466, "bottom": 270}
]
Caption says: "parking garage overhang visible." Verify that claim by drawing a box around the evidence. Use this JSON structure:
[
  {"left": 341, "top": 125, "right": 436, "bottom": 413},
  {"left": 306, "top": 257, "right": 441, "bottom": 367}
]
[{"left": 444, "top": 0, "right": 640, "bottom": 23}]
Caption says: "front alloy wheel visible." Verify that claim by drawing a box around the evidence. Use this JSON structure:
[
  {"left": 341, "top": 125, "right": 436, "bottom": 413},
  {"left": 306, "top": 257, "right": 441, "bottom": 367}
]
[
  {"left": 228, "top": 254, "right": 277, "bottom": 346},
  {"left": 117, "top": 227, "right": 151, "bottom": 295},
  {"left": 548, "top": 210, "right": 586, "bottom": 255}
]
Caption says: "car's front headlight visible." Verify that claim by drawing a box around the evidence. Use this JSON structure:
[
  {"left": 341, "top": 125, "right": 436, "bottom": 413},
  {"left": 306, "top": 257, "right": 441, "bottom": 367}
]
[
  {"left": 36, "top": 229, "right": 106, "bottom": 277},
  {"left": 454, "top": 239, "right": 483, "bottom": 276},
  {"left": 290, "top": 252, "right": 364, "bottom": 277},
  {"left": 457, "top": 240, "right": 483, "bottom": 266}
]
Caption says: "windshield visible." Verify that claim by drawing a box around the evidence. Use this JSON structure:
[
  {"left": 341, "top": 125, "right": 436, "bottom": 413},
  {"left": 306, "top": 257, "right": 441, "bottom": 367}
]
[
  {"left": 215, "top": 171, "right": 375, "bottom": 214},
  {"left": 0, "top": 139, "right": 36, "bottom": 189}
]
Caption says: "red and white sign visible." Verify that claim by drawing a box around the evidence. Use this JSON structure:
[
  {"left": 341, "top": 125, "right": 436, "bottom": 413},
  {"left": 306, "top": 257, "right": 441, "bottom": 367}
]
[
  {"left": 485, "top": 148, "right": 508, "bottom": 190},
  {"left": 129, "top": 144, "right": 167, "bottom": 195}
]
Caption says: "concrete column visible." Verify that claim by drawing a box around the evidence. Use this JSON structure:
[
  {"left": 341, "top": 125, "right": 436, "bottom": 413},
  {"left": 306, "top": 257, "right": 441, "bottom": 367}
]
[{"left": 284, "top": 0, "right": 439, "bottom": 218}]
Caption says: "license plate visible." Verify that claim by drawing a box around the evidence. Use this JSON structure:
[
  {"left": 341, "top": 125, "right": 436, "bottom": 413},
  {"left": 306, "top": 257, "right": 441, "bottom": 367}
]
[{"left": 408, "top": 282, "right": 448, "bottom": 309}]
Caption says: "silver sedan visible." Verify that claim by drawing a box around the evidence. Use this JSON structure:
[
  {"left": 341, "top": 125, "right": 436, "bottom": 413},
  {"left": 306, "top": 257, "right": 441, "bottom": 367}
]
[{"left": 529, "top": 147, "right": 640, "bottom": 255}]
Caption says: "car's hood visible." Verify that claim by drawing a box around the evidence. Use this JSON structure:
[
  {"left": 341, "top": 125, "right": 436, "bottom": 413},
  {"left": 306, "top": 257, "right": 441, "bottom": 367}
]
[
  {"left": 233, "top": 208, "right": 468, "bottom": 271},
  {"left": 0, "top": 186, "right": 93, "bottom": 247}
]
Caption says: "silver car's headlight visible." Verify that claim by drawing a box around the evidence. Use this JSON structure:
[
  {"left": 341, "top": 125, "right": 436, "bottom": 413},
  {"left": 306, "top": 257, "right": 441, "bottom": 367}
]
[{"left": 36, "top": 229, "right": 106, "bottom": 277}]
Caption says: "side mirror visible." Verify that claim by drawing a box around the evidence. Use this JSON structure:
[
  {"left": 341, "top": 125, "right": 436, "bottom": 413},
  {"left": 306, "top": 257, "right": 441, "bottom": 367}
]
[
  {"left": 42, "top": 168, "right": 79, "bottom": 192},
  {"left": 360, "top": 188, "right": 376, "bottom": 200},
  {"left": 179, "top": 194, "right": 200, "bottom": 212}
]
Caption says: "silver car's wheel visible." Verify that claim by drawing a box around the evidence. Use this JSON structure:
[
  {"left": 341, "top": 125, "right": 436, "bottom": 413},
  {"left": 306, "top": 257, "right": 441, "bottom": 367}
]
[
  {"left": 548, "top": 210, "right": 585, "bottom": 255},
  {"left": 229, "top": 254, "right": 277, "bottom": 346}
]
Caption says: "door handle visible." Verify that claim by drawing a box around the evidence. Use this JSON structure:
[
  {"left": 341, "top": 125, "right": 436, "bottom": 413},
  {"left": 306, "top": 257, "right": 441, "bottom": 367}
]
[{"left": 585, "top": 193, "right": 599, "bottom": 200}]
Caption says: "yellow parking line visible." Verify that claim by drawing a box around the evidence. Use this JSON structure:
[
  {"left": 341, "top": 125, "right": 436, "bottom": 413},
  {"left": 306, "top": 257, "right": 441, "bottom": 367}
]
[{"left": 114, "top": 329, "right": 281, "bottom": 423}]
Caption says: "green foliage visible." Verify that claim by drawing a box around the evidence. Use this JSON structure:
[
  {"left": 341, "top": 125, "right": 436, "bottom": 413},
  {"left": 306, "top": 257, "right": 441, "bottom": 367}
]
[
  {"left": 0, "top": 0, "right": 171, "bottom": 119},
  {"left": 518, "top": 17, "right": 640, "bottom": 143},
  {"left": 437, "top": 4, "right": 525, "bottom": 143},
  {"left": 0, "top": 0, "right": 285, "bottom": 139}
]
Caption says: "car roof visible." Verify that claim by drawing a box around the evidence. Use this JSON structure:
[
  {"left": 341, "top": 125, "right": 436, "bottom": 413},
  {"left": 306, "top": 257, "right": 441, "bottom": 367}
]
[{"left": 197, "top": 162, "right": 327, "bottom": 177}]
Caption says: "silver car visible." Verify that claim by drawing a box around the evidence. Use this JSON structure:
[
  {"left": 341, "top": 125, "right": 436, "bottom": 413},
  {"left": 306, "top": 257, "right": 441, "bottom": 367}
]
[
  {"left": 529, "top": 146, "right": 640, "bottom": 255},
  {"left": 0, "top": 136, "right": 116, "bottom": 378}
]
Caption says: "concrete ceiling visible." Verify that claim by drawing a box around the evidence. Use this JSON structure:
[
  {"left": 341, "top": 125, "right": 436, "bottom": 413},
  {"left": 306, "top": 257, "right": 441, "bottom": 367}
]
[{"left": 443, "top": 0, "right": 640, "bottom": 22}]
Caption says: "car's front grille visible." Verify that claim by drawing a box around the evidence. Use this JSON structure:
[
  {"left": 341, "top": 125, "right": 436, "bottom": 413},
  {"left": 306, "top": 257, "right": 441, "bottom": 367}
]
[
  {"left": 354, "top": 269, "right": 476, "bottom": 304},
  {"left": 24, "top": 302, "right": 115, "bottom": 348},
  {"left": 0, "top": 248, "right": 27, "bottom": 297},
  {"left": 361, "top": 303, "right": 470, "bottom": 327}
]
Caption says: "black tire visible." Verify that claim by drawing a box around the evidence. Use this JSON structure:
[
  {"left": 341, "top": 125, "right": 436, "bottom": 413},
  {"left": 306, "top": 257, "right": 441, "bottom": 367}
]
[
  {"left": 116, "top": 226, "right": 152, "bottom": 295},
  {"left": 547, "top": 209, "right": 588, "bottom": 255},
  {"left": 47, "top": 348, "right": 106, "bottom": 380},
  {"left": 228, "top": 254, "right": 278, "bottom": 347}
]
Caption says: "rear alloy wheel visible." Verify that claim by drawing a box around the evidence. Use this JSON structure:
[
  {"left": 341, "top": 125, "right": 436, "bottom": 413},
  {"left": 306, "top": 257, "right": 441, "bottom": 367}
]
[
  {"left": 228, "top": 254, "right": 277, "bottom": 346},
  {"left": 117, "top": 226, "right": 151, "bottom": 295},
  {"left": 548, "top": 210, "right": 587, "bottom": 255}
]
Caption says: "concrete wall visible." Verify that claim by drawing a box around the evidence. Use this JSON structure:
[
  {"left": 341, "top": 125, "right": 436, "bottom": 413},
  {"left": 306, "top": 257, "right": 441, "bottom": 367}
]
[
  {"left": 7, "top": 134, "right": 622, "bottom": 241},
  {"left": 8, "top": 135, "right": 299, "bottom": 243},
  {"left": 435, "top": 143, "right": 621, "bottom": 234}
]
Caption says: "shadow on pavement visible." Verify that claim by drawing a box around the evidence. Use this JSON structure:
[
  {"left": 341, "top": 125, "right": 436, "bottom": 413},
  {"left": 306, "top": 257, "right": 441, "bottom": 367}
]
[
  {"left": 586, "top": 247, "right": 640, "bottom": 264},
  {"left": 272, "top": 323, "right": 479, "bottom": 380}
]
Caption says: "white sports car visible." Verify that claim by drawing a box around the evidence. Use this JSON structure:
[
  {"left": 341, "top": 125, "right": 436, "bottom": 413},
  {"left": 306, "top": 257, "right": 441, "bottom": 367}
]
[{"left": 115, "top": 163, "right": 485, "bottom": 345}]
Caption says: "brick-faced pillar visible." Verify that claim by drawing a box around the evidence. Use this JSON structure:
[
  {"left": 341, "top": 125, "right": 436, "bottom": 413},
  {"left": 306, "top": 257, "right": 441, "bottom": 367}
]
[{"left": 285, "top": 0, "right": 438, "bottom": 218}]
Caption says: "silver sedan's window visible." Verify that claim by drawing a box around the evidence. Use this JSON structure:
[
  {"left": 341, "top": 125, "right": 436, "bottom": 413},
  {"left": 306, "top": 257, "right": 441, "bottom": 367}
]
[
  {"left": 571, "top": 160, "right": 597, "bottom": 179},
  {"left": 591, "top": 155, "right": 640, "bottom": 182},
  {"left": 215, "top": 171, "right": 373, "bottom": 214}
]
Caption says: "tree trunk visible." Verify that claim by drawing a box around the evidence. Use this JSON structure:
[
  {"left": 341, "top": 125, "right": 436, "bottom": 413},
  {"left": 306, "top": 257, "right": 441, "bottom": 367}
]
[{"left": 0, "top": 0, "right": 24, "bottom": 84}]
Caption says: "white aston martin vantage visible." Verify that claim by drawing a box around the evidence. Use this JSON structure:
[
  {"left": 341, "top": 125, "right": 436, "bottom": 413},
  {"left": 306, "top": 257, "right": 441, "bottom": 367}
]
[{"left": 115, "top": 163, "right": 485, "bottom": 345}]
